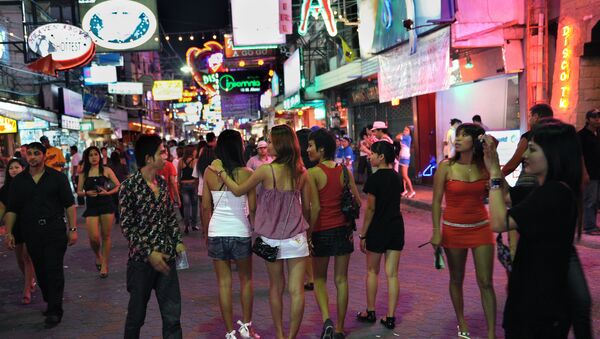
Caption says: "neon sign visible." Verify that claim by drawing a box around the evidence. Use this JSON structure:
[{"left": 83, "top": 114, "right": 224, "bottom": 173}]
[
  {"left": 559, "top": 25, "right": 573, "bottom": 109},
  {"left": 219, "top": 74, "right": 262, "bottom": 93},
  {"left": 298, "top": 0, "right": 337, "bottom": 37},
  {"left": 186, "top": 41, "right": 224, "bottom": 96}
]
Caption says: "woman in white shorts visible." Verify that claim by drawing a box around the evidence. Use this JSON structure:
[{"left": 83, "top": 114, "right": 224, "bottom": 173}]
[{"left": 211, "top": 124, "right": 310, "bottom": 339}]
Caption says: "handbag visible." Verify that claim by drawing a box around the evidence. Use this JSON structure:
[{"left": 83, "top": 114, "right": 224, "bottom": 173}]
[
  {"left": 496, "top": 213, "right": 513, "bottom": 272},
  {"left": 252, "top": 193, "right": 294, "bottom": 262},
  {"left": 341, "top": 165, "right": 360, "bottom": 228}
]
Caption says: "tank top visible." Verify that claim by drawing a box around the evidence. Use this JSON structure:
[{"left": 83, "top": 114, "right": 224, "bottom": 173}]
[
  {"left": 314, "top": 164, "right": 346, "bottom": 232},
  {"left": 208, "top": 184, "right": 251, "bottom": 237},
  {"left": 254, "top": 164, "right": 308, "bottom": 239},
  {"left": 83, "top": 174, "right": 113, "bottom": 206},
  {"left": 442, "top": 179, "right": 488, "bottom": 225},
  {"left": 180, "top": 159, "right": 195, "bottom": 181}
]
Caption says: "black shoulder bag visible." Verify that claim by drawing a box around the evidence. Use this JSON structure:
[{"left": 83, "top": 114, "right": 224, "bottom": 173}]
[
  {"left": 252, "top": 195, "right": 293, "bottom": 262},
  {"left": 341, "top": 165, "right": 360, "bottom": 230}
]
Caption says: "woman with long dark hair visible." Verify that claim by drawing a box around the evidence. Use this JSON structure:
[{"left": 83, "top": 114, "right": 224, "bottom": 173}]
[
  {"left": 202, "top": 130, "right": 259, "bottom": 339},
  {"left": 1, "top": 158, "right": 35, "bottom": 304},
  {"left": 431, "top": 123, "right": 496, "bottom": 338},
  {"left": 179, "top": 145, "right": 198, "bottom": 233},
  {"left": 211, "top": 124, "right": 310, "bottom": 339},
  {"left": 484, "top": 120, "right": 589, "bottom": 338},
  {"left": 77, "top": 146, "right": 120, "bottom": 278}
]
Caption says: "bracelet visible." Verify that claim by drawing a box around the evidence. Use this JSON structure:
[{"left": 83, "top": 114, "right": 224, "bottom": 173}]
[
  {"left": 69, "top": 227, "right": 77, "bottom": 232},
  {"left": 358, "top": 234, "right": 367, "bottom": 240},
  {"left": 489, "top": 178, "right": 503, "bottom": 190}
]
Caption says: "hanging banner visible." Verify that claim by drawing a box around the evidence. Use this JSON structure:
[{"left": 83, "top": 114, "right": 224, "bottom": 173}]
[
  {"left": 279, "top": 0, "right": 293, "bottom": 34},
  {"left": 378, "top": 27, "right": 450, "bottom": 102},
  {"left": 0, "top": 115, "right": 17, "bottom": 134}
]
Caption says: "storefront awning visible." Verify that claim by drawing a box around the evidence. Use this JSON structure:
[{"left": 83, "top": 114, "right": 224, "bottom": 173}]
[{"left": 0, "top": 100, "right": 58, "bottom": 123}]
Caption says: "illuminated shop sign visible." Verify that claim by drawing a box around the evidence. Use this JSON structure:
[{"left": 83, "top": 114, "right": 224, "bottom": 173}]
[
  {"left": 28, "top": 23, "right": 94, "bottom": 62},
  {"left": 298, "top": 0, "right": 337, "bottom": 36},
  {"left": 283, "top": 92, "right": 301, "bottom": 110},
  {"left": 80, "top": 121, "right": 94, "bottom": 131},
  {"left": 61, "top": 115, "right": 81, "bottom": 130},
  {"left": 219, "top": 73, "right": 263, "bottom": 93},
  {"left": 80, "top": 0, "right": 159, "bottom": 52},
  {"left": 18, "top": 117, "right": 49, "bottom": 130},
  {"left": 559, "top": 25, "right": 573, "bottom": 109},
  {"left": 152, "top": 80, "right": 183, "bottom": 101},
  {"left": 178, "top": 87, "right": 200, "bottom": 103},
  {"left": 108, "top": 82, "right": 144, "bottom": 95},
  {"left": 187, "top": 41, "right": 224, "bottom": 96},
  {"left": 0, "top": 115, "right": 17, "bottom": 134}
]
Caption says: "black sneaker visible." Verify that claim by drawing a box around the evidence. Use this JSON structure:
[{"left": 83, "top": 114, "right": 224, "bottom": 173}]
[
  {"left": 304, "top": 282, "right": 314, "bottom": 291},
  {"left": 320, "top": 318, "right": 334, "bottom": 339}
]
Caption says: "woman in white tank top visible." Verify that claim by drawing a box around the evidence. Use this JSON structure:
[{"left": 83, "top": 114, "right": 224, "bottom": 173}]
[{"left": 201, "top": 130, "right": 259, "bottom": 339}]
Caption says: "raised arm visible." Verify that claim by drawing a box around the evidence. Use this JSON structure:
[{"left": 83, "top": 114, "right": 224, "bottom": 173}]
[{"left": 209, "top": 159, "right": 266, "bottom": 197}]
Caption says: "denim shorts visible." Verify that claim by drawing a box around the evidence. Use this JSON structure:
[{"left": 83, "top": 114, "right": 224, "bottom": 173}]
[
  {"left": 399, "top": 158, "right": 410, "bottom": 167},
  {"left": 207, "top": 236, "right": 252, "bottom": 261},
  {"left": 311, "top": 226, "right": 354, "bottom": 257}
]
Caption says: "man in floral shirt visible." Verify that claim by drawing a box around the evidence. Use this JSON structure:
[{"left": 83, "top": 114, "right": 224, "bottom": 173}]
[{"left": 119, "top": 134, "right": 185, "bottom": 339}]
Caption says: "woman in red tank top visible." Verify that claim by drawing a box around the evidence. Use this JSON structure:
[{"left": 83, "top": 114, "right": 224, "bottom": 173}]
[
  {"left": 431, "top": 123, "right": 496, "bottom": 339},
  {"left": 306, "top": 128, "right": 361, "bottom": 338}
]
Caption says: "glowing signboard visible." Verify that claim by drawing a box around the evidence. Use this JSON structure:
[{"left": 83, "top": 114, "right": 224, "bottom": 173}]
[
  {"left": 559, "top": 25, "right": 573, "bottom": 109},
  {"left": 80, "top": 0, "right": 159, "bottom": 52},
  {"left": 18, "top": 117, "right": 49, "bottom": 130},
  {"left": 108, "top": 82, "right": 144, "bottom": 95},
  {"left": 61, "top": 115, "right": 81, "bottom": 130},
  {"left": 187, "top": 41, "right": 224, "bottom": 96},
  {"left": 152, "top": 80, "right": 183, "bottom": 101},
  {"left": 298, "top": 0, "right": 337, "bottom": 37},
  {"left": 28, "top": 23, "right": 94, "bottom": 62},
  {"left": 219, "top": 73, "right": 264, "bottom": 93},
  {"left": 0, "top": 115, "right": 17, "bottom": 134}
]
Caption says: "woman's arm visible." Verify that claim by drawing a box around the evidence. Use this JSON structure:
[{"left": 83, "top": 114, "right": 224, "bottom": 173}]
[
  {"left": 0, "top": 200, "right": 6, "bottom": 223},
  {"left": 201, "top": 171, "right": 214, "bottom": 236},
  {"left": 359, "top": 194, "right": 376, "bottom": 253},
  {"left": 102, "top": 168, "right": 120, "bottom": 195},
  {"left": 209, "top": 159, "right": 265, "bottom": 197},
  {"left": 300, "top": 172, "right": 311, "bottom": 227},
  {"left": 347, "top": 169, "right": 362, "bottom": 207},
  {"left": 306, "top": 168, "right": 321, "bottom": 234},
  {"left": 431, "top": 160, "right": 448, "bottom": 246},
  {"left": 239, "top": 168, "right": 257, "bottom": 228},
  {"left": 77, "top": 174, "right": 88, "bottom": 197}
]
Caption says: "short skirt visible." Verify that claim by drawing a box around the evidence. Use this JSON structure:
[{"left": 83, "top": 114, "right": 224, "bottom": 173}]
[
  {"left": 261, "top": 232, "right": 309, "bottom": 260},
  {"left": 399, "top": 158, "right": 410, "bottom": 167},
  {"left": 83, "top": 197, "right": 115, "bottom": 217},
  {"left": 441, "top": 221, "right": 495, "bottom": 248}
]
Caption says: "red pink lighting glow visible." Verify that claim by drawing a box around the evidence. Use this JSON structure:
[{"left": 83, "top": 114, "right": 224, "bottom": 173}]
[
  {"left": 298, "top": 0, "right": 337, "bottom": 37},
  {"left": 559, "top": 25, "right": 572, "bottom": 109}
]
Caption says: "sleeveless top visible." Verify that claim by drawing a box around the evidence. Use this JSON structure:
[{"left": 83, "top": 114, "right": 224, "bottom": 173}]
[
  {"left": 83, "top": 174, "right": 113, "bottom": 206},
  {"left": 254, "top": 165, "right": 308, "bottom": 239},
  {"left": 180, "top": 159, "right": 195, "bottom": 181},
  {"left": 442, "top": 179, "right": 489, "bottom": 225},
  {"left": 208, "top": 183, "right": 251, "bottom": 238},
  {"left": 315, "top": 163, "right": 346, "bottom": 232}
]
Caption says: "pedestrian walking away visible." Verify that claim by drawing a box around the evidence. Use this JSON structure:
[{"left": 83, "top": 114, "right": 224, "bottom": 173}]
[
  {"left": 578, "top": 109, "right": 600, "bottom": 235},
  {"left": 210, "top": 124, "right": 311, "bottom": 339},
  {"left": 119, "top": 134, "right": 186, "bottom": 339},
  {"left": 4, "top": 142, "right": 78, "bottom": 328},
  {"left": 202, "top": 130, "right": 260, "bottom": 339},
  {"left": 77, "top": 146, "right": 120, "bottom": 278},
  {"left": 431, "top": 123, "right": 497, "bottom": 339},
  {"left": 356, "top": 141, "right": 405, "bottom": 331}
]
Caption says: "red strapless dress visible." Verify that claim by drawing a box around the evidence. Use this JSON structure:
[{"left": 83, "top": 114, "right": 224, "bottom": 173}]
[{"left": 441, "top": 180, "right": 494, "bottom": 248}]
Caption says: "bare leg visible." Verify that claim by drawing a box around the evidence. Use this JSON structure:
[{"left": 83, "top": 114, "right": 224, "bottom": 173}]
[
  {"left": 444, "top": 247, "right": 469, "bottom": 332},
  {"left": 99, "top": 213, "right": 114, "bottom": 275},
  {"left": 312, "top": 256, "right": 331, "bottom": 321},
  {"left": 286, "top": 257, "right": 307, "bottom": 339},
  {"left": 213, "top": 259, "right": 234, "bottom": 333},
  {"left": 384, "top": 250, "right": 402, "bottom": 318},
  {"left": 472, "top": 245, "right": 497, "bottom": 339},
  {"left": 236, "top": 256, "right": 253, "bottom": 324},
  {"left": 86, "top": 216, "right": 102, "bottom": 266},
  {"left": 305, "top": 257, "right": 314, "bottom": 286},
  {"left": 15, "top": 244, "right": 32, "bottom": 303},
  {"left": 401, "top": 166, "right": 414, "bottom": 193},
  {"left": 365, "top": 251, "right": 382, "bottom": 312},
  {"left": 265, "top": 260, "right": 286, "bottom": 339},
  {"left": 333, "top": 254, "right": 351, "bottom": 333}
]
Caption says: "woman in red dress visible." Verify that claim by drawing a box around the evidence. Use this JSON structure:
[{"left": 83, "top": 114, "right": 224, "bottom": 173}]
[{"left": 431, "top": 123, "right": 496, "bottom": 339}]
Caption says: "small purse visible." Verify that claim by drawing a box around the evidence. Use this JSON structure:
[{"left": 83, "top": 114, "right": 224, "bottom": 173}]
[
  {"left": 341, "top": 166, "right": 360, "bottom": 229},
  {"left": 496, "top": 213, "right": 513, "bottom": 272},
  {"left": 252, "top": 193, "right": 294, "bottom": 262}
]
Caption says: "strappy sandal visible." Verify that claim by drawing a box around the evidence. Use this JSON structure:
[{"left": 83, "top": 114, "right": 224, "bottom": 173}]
[
  {"left": 356, "top": 310, "right": 376, "bottom": 323},
  {"left": 457, "top": 325, "right": 470, "bottom": 339},
  {"left": 380, "top": 316, "right": 395, "bottom": 329}
]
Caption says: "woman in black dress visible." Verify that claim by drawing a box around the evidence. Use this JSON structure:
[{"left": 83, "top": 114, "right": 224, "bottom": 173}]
[
  {"left": 1, "top": 158, "right": 35, "bottom": 304},
  {"left": 77, "top": 146, "right": 120, "bottom": 278},
  {"left": 483, "top": 120, "right": 587, "bottom": 338}
]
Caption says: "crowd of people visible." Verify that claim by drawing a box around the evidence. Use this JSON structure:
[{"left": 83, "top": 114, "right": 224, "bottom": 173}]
[{"left": 1, "top": 105, "right": 598, "bottom": 339}]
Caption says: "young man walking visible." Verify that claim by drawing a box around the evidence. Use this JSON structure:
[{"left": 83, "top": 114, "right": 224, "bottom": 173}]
[
  {"left": 578, "top": 109, "right": 600, "bottom": 235},
  {"left": 119, "top": 134, "right": 185, "bottom": 339},
  {"left": 4, "top": 142, "right": 78, "bottom": 328}
]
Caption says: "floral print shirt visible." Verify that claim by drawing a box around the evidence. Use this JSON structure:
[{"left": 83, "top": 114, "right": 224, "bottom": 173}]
[{"left": 119, "top": 171, "right": 182, "bottom": 262}]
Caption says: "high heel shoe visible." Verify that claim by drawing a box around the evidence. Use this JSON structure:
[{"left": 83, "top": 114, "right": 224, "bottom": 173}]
[
  {"left": 457, "top": 325, "right": 470, "bottom": 339},
  {"left": 380, "top": 316, "right": 395, "bottom": 329},
  {"left": 407, "top": 191, "right": 416, "bottom": 199},
  {"left": 356, "top": 310, "right": 376, "bottom": 323}
]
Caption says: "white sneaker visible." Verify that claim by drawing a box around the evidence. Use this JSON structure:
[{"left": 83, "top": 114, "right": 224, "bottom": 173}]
[
  {"left": 225, "top": 330, "right": 237, "bottom": 339},
  {"left": 237, "top": 320, "right": 260, "bottom": 339}
]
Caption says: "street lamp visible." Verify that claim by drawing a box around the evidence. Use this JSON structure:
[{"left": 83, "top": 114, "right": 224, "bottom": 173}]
[{"left": 180, "top": 65, "right": 192, "bottom": 73}]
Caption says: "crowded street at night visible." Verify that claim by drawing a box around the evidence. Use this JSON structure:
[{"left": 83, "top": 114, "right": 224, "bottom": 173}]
[{"left": 1, "top": 0, "right": 600, "bottom": 338}]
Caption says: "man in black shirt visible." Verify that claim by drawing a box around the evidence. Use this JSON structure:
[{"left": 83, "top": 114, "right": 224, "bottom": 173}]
[
  {"left": 578, "top": 109, "right": 600, "bottom": 234},
  {"left": 4, "top": 142, "right": 77, "bottom": 328},
  {"left": 119, "top": 134, "right": 184, "bottom": 338}
]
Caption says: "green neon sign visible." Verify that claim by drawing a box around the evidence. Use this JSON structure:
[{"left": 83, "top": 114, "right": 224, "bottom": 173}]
[{"left": 219, "top": 74, "right": 262, "bottom": 93}]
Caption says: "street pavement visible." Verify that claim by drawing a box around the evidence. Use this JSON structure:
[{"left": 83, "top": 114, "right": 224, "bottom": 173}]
[{"left": 1, "top": 192, "right": 600, "bottom": 338}]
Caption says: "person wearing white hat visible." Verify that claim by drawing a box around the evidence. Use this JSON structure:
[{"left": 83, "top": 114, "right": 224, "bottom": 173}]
[
  {"left": 371, "top": 121, "right": 393, "bottom": 144},
  {"left": 246, "top": 140, "right": 273, "bottom": 171}
]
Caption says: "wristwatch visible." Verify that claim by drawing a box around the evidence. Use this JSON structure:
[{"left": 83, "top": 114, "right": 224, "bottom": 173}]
[{"left": 69, "top": 227, "right": 77, "bottom": 232}]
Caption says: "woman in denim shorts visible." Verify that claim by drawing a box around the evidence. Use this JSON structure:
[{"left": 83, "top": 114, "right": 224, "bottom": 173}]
[
  {"left": 306, "top": 128, "right": 361, "bottom": 339},
  {"left": 201, "top": 130, "right": 259, "bottom": 339}
]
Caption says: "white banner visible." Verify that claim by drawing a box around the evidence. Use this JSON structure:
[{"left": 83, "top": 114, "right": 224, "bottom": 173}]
[{"left": 378, "top": 27, "right": 450, "bottom": 103}]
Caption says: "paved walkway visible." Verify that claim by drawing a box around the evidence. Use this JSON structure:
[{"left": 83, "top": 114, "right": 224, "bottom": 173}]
[{"left": 0, "top": 195, "right": 599, "bottom": 338}]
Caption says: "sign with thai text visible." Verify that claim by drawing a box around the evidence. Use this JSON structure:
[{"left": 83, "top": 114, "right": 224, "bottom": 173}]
[{"left": 0, "top": 115, "right": 17, "bottom": 134}]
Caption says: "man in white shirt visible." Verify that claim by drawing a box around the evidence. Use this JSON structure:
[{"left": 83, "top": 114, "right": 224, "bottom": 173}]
[
  {"left": 246, "top": 140, "right": 273, "bottom": 170},
  {"left": 443, "top": 118, "right": 462, "bottom": 158}
]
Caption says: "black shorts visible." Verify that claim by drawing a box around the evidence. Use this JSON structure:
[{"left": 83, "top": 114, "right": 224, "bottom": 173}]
[
  {"left": 83, "top": 197, "right": 115, "bottom": 217},
  {"left": 365, "top": 226, "right": 405, "bottom": 253},
  {"left": 311, "top": 226, "right": 354, "bottom": 257}
]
